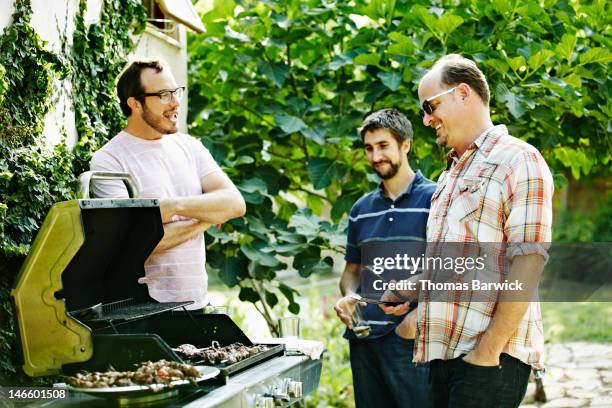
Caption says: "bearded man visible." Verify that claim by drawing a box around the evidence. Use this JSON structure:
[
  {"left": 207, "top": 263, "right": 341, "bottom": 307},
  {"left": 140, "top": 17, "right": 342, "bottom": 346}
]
[
  {"left": 90, "top": 58, "right": 245, "bottom": 310},
  {"left": 334, "top": 108, "right": 435, "bottom": 408}
]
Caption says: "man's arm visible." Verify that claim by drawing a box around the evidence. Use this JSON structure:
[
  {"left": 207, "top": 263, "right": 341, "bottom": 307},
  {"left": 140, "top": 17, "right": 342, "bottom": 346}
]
[
  {"left": 464, "top": 149, "right": 554, "bottom": 366},
  {"left": 463, "top": 253, "right": 544, "bottom": 366},
  {"left": 152, "top": 219, "right": 211, "bottom": 254},
  {"left": 160, "top": 170, "right": 246, "bottom": 224},
  {"left": 340, "top": 262, "right": 361, "bottom": 296}
]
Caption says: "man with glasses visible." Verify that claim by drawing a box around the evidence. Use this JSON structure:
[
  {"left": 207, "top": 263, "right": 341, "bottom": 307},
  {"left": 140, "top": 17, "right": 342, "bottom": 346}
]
[
  {"left": 390, "top": 54, "right": 553, "bottom": 408},
  {"left": 90, "top": 58, "right": 246, "bottom": 311}
]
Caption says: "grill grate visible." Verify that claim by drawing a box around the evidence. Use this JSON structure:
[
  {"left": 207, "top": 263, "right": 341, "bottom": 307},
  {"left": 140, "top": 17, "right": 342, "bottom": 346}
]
[
  {"left": 69, "top": 298, "right": 194, "bottom": 323},
  {"left": 183, "top": 344, "right": 285, "bottom": 381}
]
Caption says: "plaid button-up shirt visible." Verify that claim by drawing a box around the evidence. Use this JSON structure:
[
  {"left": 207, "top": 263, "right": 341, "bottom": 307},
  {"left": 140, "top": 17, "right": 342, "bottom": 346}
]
[{"left": 415, "top": 125, "right": 553, "bottom": 369}]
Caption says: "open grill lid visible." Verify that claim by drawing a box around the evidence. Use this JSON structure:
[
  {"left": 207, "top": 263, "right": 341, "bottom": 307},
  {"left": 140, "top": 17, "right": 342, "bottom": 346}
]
[
  {"left": 60, "top": 198, "right": 163, "bottom": 310},
  {"left": 11, "top": 172, "right": 166, "bottom": 376}
]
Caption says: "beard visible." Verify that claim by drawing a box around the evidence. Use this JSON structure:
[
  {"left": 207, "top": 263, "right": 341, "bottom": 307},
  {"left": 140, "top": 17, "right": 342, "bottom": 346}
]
[
  {"left": 373, "top": 159, "right": 401, "bottom": 179},
  {"left": 141, "top": 103, "right": 178, "bottom": 135}
]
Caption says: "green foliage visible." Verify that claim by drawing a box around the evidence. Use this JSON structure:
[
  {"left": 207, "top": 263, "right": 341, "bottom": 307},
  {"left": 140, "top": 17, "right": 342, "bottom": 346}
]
[
  {"left": 592, "top": 193, "right": 612, "bottom": 241},
  {"left": 0, "top": 63, "right": 7, "bottom": 105},
  {"left": 553, "top": 192, "right": 612, "bottom": 242},
  {"left": 0, "top": 0, "right": 75, "bottom": 262},
  {"left": 543, "top": 302, "right": 612, "bottom": 343},
  {"left": 188, "top": 0, "right": 611, "bottom": 329},
  {"left": 0, "top": 0, "right": 75, "bottom": 384},
  {"left": 0, "top": 0, "right": 67, "bottom": 134}
]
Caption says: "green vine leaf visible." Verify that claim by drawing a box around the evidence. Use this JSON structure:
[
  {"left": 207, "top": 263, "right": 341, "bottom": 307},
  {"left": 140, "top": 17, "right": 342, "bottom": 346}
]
[
  {"left": 240, "top": 243, "right": 279, "bottom": 267},
  {"left": 377, "top": 71, "right": 402, "bottom": 91},
  {"left": 274, "top": 114, "right": 307, "bottom": 134},
  {"left": 354, "top": 53, "right": 381, "bottom": 66},
  {"left": 579, "top": 47, "right": 612, "bottom": 66},
  {"left": 258, "top": 60, "right": 289, "bottom": 88},
  {"left": 555, "top": 33, "right": 576, "bottom": 62},
  {"left": 307, "top": 157, "right": 345, "bottom": 190}
]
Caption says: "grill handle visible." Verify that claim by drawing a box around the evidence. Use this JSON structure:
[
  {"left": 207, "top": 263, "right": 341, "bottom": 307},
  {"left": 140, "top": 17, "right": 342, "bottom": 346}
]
[{"left": 78, "top": 171, "right": 139, "bottom": 199}]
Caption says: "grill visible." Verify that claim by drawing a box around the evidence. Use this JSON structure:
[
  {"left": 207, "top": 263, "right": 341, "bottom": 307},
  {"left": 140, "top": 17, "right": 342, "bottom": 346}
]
[
  {"left": 70, "top": 298, "right": 195, "bottom": 324},
  {"left": 11, "top": 172, "right": 322, "bottom": 407}
]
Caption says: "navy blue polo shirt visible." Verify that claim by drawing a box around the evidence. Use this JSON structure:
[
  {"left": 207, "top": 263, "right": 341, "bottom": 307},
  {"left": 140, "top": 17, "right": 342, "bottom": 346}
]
[{"left": 344, "top": 170, "right": 436, "bottom": 340}]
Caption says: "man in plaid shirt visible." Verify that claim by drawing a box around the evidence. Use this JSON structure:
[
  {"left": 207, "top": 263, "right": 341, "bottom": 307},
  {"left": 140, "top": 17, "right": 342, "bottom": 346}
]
[{"left": 382, "top": 54, "right": 553, "bottom": 407}]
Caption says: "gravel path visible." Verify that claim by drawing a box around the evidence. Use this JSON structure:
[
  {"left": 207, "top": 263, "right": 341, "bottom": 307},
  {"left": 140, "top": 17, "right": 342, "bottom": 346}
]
[{"left": 521, "top": 342, "right": 612, "bottom": 407}]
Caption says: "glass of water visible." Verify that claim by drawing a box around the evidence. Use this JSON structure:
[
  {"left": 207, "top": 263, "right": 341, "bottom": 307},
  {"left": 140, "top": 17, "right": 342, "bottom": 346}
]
[
  {"left": 351, "top": 306, "right": 371, "bottom": 338},
  {"left": 278, "top": 316, "right": 300, "bottom": 338}
]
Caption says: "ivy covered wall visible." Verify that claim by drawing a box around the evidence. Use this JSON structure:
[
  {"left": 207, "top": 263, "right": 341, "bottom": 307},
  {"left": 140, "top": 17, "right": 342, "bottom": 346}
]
[{"left": 0, "top": 0, "right": 145, "bottom": 384}]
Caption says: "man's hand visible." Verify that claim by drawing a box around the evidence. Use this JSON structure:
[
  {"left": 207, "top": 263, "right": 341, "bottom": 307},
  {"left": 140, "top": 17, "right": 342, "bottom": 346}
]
[
  {"left": 395, "top": 309, "right": 417, "bottom": 339},
  {"left": 159, "top": 198, "right": 177, "bottom": 223},
  {"left": 462, "top": 348, "right": 500, "bottom": 367},
  {"left": 334, "top": 296, "right": 362, "bottom": 329},
  {"left": 379, "top": 287, "right": 410, "bottom": 316}
]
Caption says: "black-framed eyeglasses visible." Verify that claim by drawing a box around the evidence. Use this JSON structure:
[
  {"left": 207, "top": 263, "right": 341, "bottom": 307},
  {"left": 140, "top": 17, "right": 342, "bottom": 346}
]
[
  {"left": 139, "top": 86, "right": 185, "bottom": 104},
  {"left": 418, "top": 87, "right": 456, "bottom": 119}
]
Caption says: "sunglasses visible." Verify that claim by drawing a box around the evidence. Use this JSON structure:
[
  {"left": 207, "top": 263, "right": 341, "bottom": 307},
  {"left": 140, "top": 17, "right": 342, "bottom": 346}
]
[{"left": 419, "top": 87, "right": 457, "bottom": 119}]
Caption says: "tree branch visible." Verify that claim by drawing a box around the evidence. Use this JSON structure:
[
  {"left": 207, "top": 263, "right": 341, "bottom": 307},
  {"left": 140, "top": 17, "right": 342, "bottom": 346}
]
[
  {"left": 251, "top": 279, "right": 278, "bottom": 336},
  {"left": 268, "top": 149, "right": 293, "bottom": 160},
  {"left": 286, "top": 41, "right": 298, "bottom": 96},
  {"left": 301, "top": 134, "right": 310, "bottom": 161},
  {"left": 289, "top": 186, "right": 330, "bottom": 202},
  {"left": 252, "top": 301, "right": 278, "bottom": 336},
  {"left": 236, "top": 102, "right": 276, "bottom": 127}
]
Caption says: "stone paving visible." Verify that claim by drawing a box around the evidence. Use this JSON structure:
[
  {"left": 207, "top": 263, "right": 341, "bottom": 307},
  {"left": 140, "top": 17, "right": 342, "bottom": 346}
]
[{"left": 521, "top": 342, "right": 612, "bottom": 407}]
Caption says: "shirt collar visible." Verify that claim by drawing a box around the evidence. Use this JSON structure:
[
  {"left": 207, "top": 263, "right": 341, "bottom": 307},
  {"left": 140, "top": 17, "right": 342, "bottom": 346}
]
[
  {"left": 472, "top": 125, "right": 503, "bottom": 155},
  {"left": 375, "top": 170, "right": 424, "bottom": 201},
  {"left": 444, "top": 125, "right": 504, "bottom": 169}
]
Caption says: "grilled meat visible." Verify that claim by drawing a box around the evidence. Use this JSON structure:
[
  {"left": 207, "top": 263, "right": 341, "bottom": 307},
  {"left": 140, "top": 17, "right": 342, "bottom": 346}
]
[
  {"left": 172, "top": 342, "right": 268, "bottom": 365},
  {"left": 67, "top": 359, "right": 201, "bottom": 389}
]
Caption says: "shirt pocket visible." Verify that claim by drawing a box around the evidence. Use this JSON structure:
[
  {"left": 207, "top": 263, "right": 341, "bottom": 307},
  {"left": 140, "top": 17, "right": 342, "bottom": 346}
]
[
  {"left": 456, "top": 187, "right": 484, "bottom": 223},
  {"left": 455, "top": 162, "right": 501, "bottom": 222},
  {"left": 448, "top": 176, "right": 485, "bottom": 223}
]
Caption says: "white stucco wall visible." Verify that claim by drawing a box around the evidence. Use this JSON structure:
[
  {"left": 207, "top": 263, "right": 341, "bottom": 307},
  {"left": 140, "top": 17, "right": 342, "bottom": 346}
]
[
  {"left": 0, "top": 0, "right": 189, "bottom": 149},
  {"left": 0, "top": 0, "right": 13, "bottom": 32}
]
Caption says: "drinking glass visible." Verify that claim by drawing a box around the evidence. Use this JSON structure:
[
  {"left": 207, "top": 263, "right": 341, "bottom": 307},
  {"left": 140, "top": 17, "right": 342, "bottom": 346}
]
[
  {"left": 278, "top": 316, "right": 300, "bottom": 338},
  {"left": 351, "top": 306, "right": 371, "bottom": 338}
]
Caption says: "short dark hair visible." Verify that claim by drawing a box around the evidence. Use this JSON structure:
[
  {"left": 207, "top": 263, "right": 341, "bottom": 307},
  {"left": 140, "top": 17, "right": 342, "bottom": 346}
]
[
  {"left": 359, "top": 108, "right": 413, "bottom": 143},
  {"left": 116, "top": 58, "right": 166, "bottom": 116},
  {"left": 433, "top": 54, "right": 490, "bottom": 105}
]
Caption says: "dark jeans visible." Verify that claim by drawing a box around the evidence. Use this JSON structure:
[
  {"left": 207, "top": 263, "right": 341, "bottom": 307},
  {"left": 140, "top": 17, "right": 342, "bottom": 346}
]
[
  {"left": 349, "top": 333, "right": 431, "bottom": 408},
  {"left": 429, "top": 353, "right": 531, "bottom": 408}
]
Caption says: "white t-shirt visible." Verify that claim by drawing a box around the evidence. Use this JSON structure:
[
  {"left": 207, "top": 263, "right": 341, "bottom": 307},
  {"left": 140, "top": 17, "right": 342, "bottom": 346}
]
[{"left": 90, "top": 131, "right": 221, "bottom": 309}]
